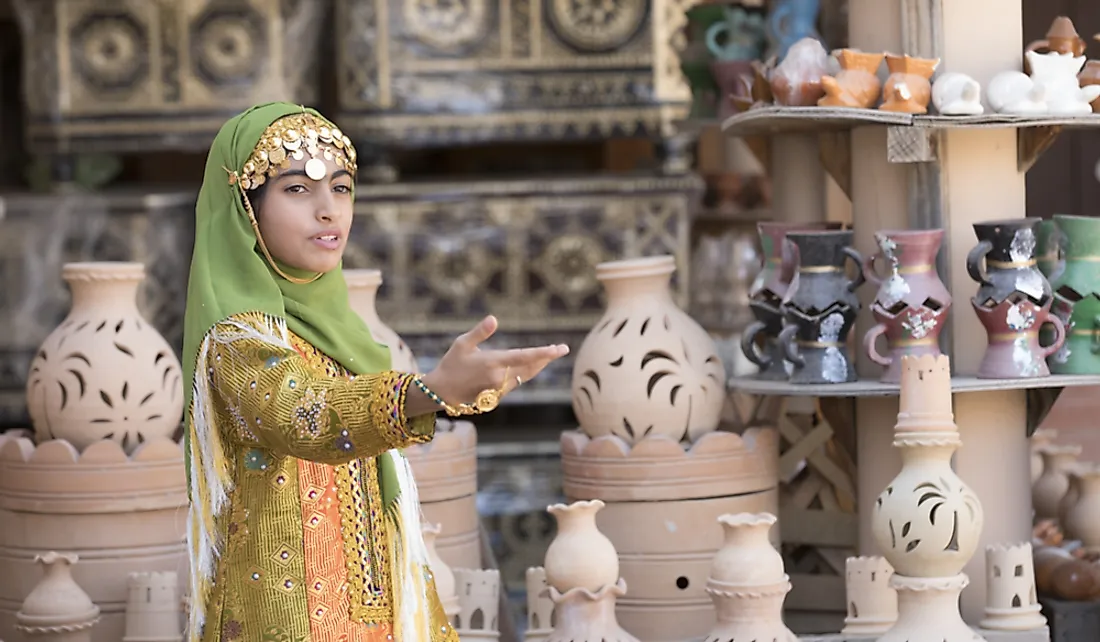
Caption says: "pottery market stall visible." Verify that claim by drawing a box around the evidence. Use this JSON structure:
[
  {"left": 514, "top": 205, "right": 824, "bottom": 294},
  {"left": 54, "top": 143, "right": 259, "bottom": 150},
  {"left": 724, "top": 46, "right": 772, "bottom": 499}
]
[
  {"left": 718, "top": 0, "right": 1100, "bottom": 640},
  {"left": 0, "top": 262, "right": 189, "bottom": 642},
  {"left": 559, "top": 254, "right": 779, "bottom": 641}
]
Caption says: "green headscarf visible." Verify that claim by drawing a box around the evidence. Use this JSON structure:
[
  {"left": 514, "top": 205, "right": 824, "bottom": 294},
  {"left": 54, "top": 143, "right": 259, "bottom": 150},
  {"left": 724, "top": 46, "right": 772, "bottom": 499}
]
[{"left": 182, "top": 102, "right": 401, "bottom": 508}]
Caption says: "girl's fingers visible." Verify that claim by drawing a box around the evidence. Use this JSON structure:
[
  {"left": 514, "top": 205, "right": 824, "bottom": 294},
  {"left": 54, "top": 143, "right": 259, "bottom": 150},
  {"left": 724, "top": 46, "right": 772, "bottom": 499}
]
[
  {"left": 453, "top": 315, "right": 498, "bottom": 351},
  {"left": 491, "top": 344, "right": 569, "bottom": 367}
]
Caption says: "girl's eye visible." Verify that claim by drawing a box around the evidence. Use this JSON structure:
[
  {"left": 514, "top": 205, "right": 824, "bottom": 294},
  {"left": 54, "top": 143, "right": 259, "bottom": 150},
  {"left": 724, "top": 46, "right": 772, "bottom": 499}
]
[
  {"left": 333, "top": 184, "right": 351, "bottom": 194},
  {"left": 285, "top": 184, "right": 307, "bottom": 194}
]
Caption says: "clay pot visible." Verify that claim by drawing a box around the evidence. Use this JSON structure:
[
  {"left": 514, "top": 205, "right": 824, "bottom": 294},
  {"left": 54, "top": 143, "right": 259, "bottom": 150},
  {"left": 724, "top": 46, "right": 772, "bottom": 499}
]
[
  {"left": 26, "top": 262, "right": 183, "bottom": 454},
  {"left": 344, "top": 268, "right": 419, "bottom": 372},
  {"left": 1050, "top": 558, "right": 1100, "bottom": 601},
  {"left": 1026, "top": 16, "right": 1088, "bottom": 75},
  {"left": 1032, "top": 445, "right": 1082, "bottom": 520},
  {"left": 710, "top": 60, "right": 755, "bottom": 119},
  {"left": 544, "top": 500, "right": 619, "bottom": 592},
  {"left": 1031, "top": 428, "right": 1059, "bottom": 483},
  {"left": 862, "top": 229, "right": 951, "bottom": 383},
  {"left": 1059, "top": 468, "right": 1083, "bottom": 538},
  {"left": 777, "top": 231, "right": 865, "bottom": 385},
  {"left": 769, "top": 37, "right": 830, "bottom": 106},
  {"left": 1035, "top": 219, "right": 1063, "bottom": 279},
  {"left": 972, "top": 296, "right": 1064, "bottom": 379},
  {"left": 819, "top": 49, "right": 884, "bottom": 108},
  {"left": 124, "top": 571, "right": 182, "bottom": 641},
  {"left": 967, "top": 218, "right": 1052, "bottom": 309},
  {"left": 743, "top": 222, "right": 840, "bottom": 380},
  {"left": 1079, "top": 61, "right": 1100, "bottom": 113},
  {"left": 544, "top": 580, "right": 638, "bottom": 642},
  {"left": 705, "top": 512, "right": 795, "bottom": 642},
  {"left": 1064, "top": 468, "right": 1100, "bottom": 553},
  {"left": 710, "top": 513, "right": 784, "bottom": 586},
  {"left": 1049, "top": 215, "right": 1100, "bottom": 374},
  {"left": 571, "top": 256, "right": 726, "bottom": 444},
  {"left": 1033, "top": 546, "right": 1074, "bottom": 593},
  {"left": 871, "top": 355, "right": 983, "bottom": 578},
  {"left": 15, "top": 552, "right": 100, "bottom": 639},
  {"left": 879, "top": 54, "right": 940, "bottom": 114}
]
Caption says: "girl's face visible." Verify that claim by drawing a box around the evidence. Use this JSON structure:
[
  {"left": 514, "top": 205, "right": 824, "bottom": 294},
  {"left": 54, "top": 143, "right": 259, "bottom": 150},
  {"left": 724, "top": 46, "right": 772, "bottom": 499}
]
[{"left": 252, "top": 155, "right": 354, "bottom": 274}]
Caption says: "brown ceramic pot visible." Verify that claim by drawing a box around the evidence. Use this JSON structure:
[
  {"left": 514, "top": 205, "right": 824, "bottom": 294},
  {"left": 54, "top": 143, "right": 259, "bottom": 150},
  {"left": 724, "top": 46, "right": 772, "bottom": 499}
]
[
  {"left": 1025, "top": 16, "right": 1088, "bottom": 75},
  {"left": 879, "top": 54, "right": 939, "bottom": 114},
  {"left": 972, "top": 297, "right": 1065, "bottom": 379},
  {"left": 819, "top": 50, "right": 884, "bottom": 108},
  {"left": 861, "top": 230, "right": 951, "bottom": 383}
]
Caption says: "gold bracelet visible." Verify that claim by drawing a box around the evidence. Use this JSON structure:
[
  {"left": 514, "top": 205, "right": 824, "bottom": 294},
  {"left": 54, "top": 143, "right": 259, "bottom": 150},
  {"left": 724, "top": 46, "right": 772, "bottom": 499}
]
[{"left": 412, "top": 369, "right": 510, "bottom": 417}]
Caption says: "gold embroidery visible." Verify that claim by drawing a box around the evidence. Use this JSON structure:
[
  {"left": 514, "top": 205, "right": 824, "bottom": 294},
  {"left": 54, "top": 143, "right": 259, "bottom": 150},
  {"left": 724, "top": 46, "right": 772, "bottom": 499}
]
[{"left": 196, "top": 312, "right": 452, "bottom": 642}]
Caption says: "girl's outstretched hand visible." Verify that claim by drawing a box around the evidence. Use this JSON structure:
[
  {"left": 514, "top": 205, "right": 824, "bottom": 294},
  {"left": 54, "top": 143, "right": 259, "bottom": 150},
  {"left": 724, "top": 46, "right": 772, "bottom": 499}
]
[{"left": 419, "top": 315, "right": 569, "bottom": 408}]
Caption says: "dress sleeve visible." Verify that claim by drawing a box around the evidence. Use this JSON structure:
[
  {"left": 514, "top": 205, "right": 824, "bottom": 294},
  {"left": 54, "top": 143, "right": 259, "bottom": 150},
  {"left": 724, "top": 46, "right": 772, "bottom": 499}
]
[{"left": 207, "top": 316, "right": 436, "bottom": 465}]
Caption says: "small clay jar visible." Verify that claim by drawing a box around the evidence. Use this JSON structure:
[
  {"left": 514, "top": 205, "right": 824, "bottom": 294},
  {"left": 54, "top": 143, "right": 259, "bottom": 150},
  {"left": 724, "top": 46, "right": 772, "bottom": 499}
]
[
  {"left": 967, "top": 218, "right": 1052, "bottom": 308},
  {"left": 879, "top": 54, "right": 940, "bottom": 114},
  {"left": 819, "top": 49, "right": 884, "bottom": 108}
]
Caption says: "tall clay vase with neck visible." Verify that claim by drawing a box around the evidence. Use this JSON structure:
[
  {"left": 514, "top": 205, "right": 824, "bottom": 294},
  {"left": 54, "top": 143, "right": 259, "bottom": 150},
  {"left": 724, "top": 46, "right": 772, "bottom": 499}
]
[
  {"left": 571, "top": 256, "right": 726, "bottom": 444},
  {"left": 870, "top": 355, "right": 984, "bottom": 642},
  {"left": 26, "top": 262, "right": 183, "bottom": 454},
  {"left": 543, "top": 500, "right": 620, "bottom": 593},
  {"left": 344, "top": 268, "right": 418, "bottom": 372},
  {"left": 1032, "top": 445, "right": 1082, "bottom": 520},
  {"left": 706, "top": 513, "right": 796, "bottom": 642}
]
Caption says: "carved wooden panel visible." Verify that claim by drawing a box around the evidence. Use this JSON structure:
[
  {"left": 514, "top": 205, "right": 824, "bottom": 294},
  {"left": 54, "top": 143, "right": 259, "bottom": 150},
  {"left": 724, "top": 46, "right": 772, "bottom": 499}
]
[
  {"left": 13, "top": 0, "right": 324, "bottom": 153},
  {"left": 333, "top": 0, "right": 696, "bottom": 147}
]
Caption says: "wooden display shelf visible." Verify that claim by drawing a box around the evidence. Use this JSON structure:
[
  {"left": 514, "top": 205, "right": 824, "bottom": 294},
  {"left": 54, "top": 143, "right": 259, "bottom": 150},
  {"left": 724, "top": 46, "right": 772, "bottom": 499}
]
[
  {"left": 728, "top": 373, "right": 1100, "bottom": 397},
  {"left": 721, "top": 106, "right": 913, "bottom": 136},
  {"left": 722, "top": 105, "right": 1100, "bottom": 137}
]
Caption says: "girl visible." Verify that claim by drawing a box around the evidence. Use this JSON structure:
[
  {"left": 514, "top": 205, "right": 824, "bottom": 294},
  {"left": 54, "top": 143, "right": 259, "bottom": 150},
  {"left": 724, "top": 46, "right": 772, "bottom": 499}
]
[{"left": 182, "top": 102, "right": 568, "bottom": 642}]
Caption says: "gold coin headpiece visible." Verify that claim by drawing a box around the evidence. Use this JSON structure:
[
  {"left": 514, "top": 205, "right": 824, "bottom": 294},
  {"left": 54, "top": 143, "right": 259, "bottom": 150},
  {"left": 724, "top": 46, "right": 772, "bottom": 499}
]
[{"left": 232, "top": 112, "right": 358, "bottom": 190}]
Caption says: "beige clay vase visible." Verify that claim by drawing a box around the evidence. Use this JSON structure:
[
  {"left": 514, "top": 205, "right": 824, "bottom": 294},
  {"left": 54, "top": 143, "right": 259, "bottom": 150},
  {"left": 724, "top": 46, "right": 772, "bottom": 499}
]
[
  {"left": 1064, "top": 466, "right": 1100, "bottom": 553},
  {"left": 544, "top": 500, "right": 619, "bottom": 593},
  {"left": 871, "top": 355, "right": 983, "bottom": 578},
  {"left": 705, "top": 512, "right": 795, "bottom": 642},
  {"left": 27, "top": 262, "right": 183, "bottom": 454},
  {"left": 345, "top": 268, "right": 418, "bottom": 372},
  {"left": 842, "top": 556, "right": 897, "bottom": 634},
  {"left": 15, "top": 552, "right": 100, "bottom": 639},
  {"left": 571, "top": 256, "right": 725, "bottom": 444},
  {"left": 1032, "top": 445, "right": 1082, "bottom": 520},
  {"left": 980, "top": 543, "right": 1046, "bottom": 631}
]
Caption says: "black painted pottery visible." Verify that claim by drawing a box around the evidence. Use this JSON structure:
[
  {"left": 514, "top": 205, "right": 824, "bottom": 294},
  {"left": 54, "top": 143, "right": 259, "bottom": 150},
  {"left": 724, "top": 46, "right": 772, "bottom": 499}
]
[
  {"left": 777, "top": 304, "right": 859, "bottom": 384},
  {"left": 740, "top": 299, "right": 789, "bottom": 380},
  {"left": 967, "top": 218, "right": 1052, "bottom": 308},
  {"left": 776, "top": 230, "right": 865, "bottom": 384}
]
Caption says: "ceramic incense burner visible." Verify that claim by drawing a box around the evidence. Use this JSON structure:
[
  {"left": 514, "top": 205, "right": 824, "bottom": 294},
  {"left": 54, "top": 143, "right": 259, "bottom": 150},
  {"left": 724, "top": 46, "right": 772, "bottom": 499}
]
[
  {"left": 862, "top": 229, "right": 951, "bottom": 383},
  {"left": 776, "top": 230, "right": 865, "bottom": 384},
  {"left": 742, "top": 222, "right": 840, "bottom": 380},
  {"left": 972, "top": 296, "right": 1065, "bottom": 379}
]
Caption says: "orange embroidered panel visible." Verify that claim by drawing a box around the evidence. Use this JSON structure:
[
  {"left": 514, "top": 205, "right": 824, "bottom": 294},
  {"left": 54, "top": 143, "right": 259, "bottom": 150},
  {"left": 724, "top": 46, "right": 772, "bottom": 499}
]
[{"left": 299, "top": 460, "right": 394, "bottom": 641}]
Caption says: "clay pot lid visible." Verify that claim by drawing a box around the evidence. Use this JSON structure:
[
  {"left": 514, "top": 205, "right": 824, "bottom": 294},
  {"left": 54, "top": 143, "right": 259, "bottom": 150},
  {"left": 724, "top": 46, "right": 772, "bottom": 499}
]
[
  {"left": 343, "top": 268, "right": 383, "bottom": 287},
  {"left": 1048, "top": 16, "right": 1081, "bottom": 40},
  {"left": 61, "top": 261, "right": 144, "bottom": 281}
]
